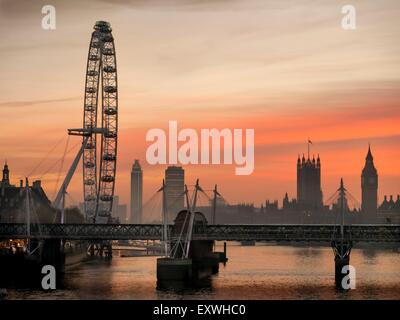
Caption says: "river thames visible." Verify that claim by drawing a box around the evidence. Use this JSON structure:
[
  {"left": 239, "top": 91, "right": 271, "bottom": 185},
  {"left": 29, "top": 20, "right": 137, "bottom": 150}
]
[{"left": 5, "top": 243, "right": 400, "bottom": 300}]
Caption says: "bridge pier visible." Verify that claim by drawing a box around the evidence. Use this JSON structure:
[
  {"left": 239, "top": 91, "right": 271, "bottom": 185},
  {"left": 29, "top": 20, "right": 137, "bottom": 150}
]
[
  {"left": 41, "top": 239, "right": 65, "bottom": 274},
  {"left": 214, "top": 241, "right": 228, "bottom": 264},
  {"left": 331, "top": 240, "right": 352, "bottom": 289}
]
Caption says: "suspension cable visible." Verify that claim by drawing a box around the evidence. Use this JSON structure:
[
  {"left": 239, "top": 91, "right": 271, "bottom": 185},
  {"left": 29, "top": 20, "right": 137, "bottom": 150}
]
[
  {"left": 52, "top": 135, "right": 71, "bottom": 200},
  {"left": 26, "top": 136, "right": 65, "bottom": 177},
  {"left": 37, "top": 140, "right": 81, "bottom": 181}
]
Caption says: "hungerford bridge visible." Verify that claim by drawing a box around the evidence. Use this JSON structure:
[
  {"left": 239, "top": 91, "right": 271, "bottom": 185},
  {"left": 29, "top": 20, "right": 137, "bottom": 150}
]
[{"left": 0, "top": 223, "right": 399, "bottom": 243}]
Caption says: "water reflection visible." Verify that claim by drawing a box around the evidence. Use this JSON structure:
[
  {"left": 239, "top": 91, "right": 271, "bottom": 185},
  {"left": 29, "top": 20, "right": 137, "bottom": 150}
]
[
  {"left": 157, "top": 278, "right": 213, "bottom": 295},
  {"left": 360, "top": 248, "right": 379, "bottom": 267},
  {"left": 3, "top": 244, "right": 400, "bottom": 300}
]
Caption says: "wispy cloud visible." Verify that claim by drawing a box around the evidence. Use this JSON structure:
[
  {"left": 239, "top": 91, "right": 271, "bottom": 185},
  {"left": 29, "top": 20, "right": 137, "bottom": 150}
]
[{"left": 0, "top": 97, "right": 80, "bottom": 108}]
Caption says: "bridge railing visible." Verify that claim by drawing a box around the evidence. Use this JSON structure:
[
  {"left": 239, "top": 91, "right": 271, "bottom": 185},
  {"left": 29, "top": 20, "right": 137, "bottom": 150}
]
[
  {"left": 0, "top": 223, "right": 399, "bottom": 243},
  {"left": 192, "top": 224, "right": 400, "bottom": 242},
  {"left": 0, "top": 224, "right": 163, "bottom": 240}
]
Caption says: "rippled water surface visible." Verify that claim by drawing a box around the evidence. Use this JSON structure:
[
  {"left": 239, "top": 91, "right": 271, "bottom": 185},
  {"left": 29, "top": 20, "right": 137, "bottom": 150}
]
[{"left": 6, "top": 243, "right": 400, "bottom": 300}]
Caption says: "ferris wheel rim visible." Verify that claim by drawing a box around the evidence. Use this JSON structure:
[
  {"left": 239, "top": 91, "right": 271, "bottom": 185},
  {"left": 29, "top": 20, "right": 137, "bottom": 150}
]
[{"left": 82, "top": 21, "right": 118, "bottom": 223}]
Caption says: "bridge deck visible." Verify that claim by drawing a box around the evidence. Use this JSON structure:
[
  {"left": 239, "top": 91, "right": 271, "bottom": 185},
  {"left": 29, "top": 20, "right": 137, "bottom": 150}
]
[{"left": 0, "top": 223, "right": 399, "bottom": 243}]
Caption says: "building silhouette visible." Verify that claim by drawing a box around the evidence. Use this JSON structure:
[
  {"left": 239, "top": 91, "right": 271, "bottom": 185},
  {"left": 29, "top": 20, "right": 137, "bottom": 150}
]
[
  {"left": 130, "top": 160, "right": 143, "bottom": 224},
  {"left": 264, "top": 200, "right": 279, "bottom": 213},
  {"left": 165, "top": 166, "right": 184, "bottom": 221},
  {"left": 183, "top": 145, "right": 399, "bottom": 224},
  {"left": 282, "top": 192, "right": 297, "bottom": 211},
  {"left": 0, "top": 162, "right": 54, "bottom": 223},
  {"left": 112, "top": 195, "right": 128, "bottom": 223},
  {"left": 296, "top": 154, "right": 323, "bottom": 211},
  {"left": 1, "top": 162, "right": 10, "bottom": 187},
  {"left": 361, "top": 145, "right": 378, "bottom": 218},
  {"left": 379, "top": 195, "right": 400, "bottom": 214}
]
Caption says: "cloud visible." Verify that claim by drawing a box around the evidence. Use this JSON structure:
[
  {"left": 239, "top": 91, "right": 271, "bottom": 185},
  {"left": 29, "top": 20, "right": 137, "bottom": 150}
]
[
  {"left": 95, "top": 0, "right": 240, "bottom": 10},
  {"left": 0, "top": 97, "right": 80, "bottom": 108},
  {"left": 256, "top": 134, "right": 400, "bottom": 154}
]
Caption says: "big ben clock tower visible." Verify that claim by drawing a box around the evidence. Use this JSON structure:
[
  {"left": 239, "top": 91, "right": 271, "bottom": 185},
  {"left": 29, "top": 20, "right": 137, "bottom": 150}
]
[{"left": 361, "top": 145, "right": 378, "bottom": 218}]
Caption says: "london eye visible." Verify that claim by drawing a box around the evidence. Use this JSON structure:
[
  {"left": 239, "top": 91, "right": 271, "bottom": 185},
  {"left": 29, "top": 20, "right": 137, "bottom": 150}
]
[
  {"left": 81, "top": 21, "right": 118, "bottom": 223},
  {"left": 55, "top": 21, "right": 118, "bottom": 224}
]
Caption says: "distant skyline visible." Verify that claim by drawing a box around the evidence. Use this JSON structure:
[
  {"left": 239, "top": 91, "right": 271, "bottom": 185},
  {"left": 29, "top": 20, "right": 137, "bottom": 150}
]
[{"left": 0, "top": 0, "right": 399, "bottom": 208}]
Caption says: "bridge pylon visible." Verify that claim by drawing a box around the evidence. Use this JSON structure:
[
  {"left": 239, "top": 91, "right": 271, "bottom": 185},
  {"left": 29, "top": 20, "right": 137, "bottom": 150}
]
[
  {"left": 331, "top": 178, "right": 353, "bottom": 289},
  {"left": 332, "top": 239, "right": 352, "bottom": 289}
]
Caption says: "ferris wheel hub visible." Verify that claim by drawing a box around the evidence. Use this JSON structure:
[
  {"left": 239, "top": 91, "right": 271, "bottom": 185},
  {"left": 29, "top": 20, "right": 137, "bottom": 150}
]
[{"left": 68, "top": 128, "right": 107, "bottom": 136}]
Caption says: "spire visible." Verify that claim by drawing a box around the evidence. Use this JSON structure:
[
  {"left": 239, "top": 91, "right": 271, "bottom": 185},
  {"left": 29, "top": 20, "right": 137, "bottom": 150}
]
[
  {"left": 132, "top": 159, "right": 141, "bottom": 171},
  {"left": 284, "top": 192, "right": 289, "bottom": 200},
  {"left": 366, "top": 143, "right": 373, "bottom": 161},
  {"left": 362, "top": 143, "right": 377, "bottom": 179},
  {"left": 2, "top": 161, "right": 10, "bottom": 186}
]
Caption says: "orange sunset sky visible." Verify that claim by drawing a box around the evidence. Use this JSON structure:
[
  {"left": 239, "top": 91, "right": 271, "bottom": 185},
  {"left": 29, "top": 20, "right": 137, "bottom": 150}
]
[{"left": 0, "top": 0, "right": 399, "bottom": 213}]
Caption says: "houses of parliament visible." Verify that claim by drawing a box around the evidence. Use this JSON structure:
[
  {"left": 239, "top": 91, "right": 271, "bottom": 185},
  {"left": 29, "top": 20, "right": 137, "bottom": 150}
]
[
  {"left": 261, "top": 144, "right": 399, "bottom": 223},
  {"left": 202, "top": 144, "right": 399, "bottom": 224}
]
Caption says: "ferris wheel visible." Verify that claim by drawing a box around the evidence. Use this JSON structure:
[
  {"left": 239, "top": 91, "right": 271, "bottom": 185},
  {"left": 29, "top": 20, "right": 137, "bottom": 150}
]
[
  {"left": 55, "top": 21, "right": 118, "bottom": 224},
  {"left": 82, "top": 21, "right": 118, "bottom": 223}
]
